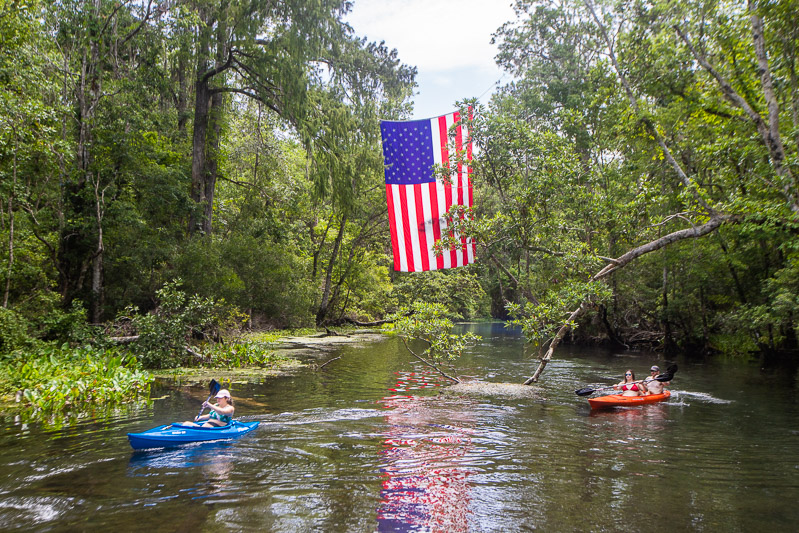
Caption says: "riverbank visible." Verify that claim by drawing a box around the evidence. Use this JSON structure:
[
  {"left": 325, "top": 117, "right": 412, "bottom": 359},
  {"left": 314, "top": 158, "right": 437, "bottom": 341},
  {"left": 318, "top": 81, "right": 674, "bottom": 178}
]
[
  {"left": 0, "top": 327, "right": 389, "bottom": 421},
  {"left": 155, "top": 328, "right": 387, "bottom": 383}
]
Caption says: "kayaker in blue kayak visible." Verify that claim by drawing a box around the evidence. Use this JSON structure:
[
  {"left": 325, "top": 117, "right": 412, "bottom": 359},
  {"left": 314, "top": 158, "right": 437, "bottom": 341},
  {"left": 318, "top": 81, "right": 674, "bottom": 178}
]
[{"left": 185, "top": 389, "right": 235, "bottom": 427}]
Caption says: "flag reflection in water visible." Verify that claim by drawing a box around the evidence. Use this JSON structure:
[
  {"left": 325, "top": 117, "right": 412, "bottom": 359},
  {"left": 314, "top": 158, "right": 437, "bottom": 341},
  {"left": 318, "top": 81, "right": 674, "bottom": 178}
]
[{"left": 377, "top": 371, "right": 474, "bottom": 532}]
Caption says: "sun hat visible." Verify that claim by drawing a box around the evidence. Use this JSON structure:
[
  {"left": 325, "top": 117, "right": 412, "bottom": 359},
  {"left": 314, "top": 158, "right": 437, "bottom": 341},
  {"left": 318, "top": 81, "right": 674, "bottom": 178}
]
[
  {"left": 215, "top": 389, "right": 231, "bottom": 399},
  {"left": 650, "top": 365, "right": 660, "bottom": 372}
]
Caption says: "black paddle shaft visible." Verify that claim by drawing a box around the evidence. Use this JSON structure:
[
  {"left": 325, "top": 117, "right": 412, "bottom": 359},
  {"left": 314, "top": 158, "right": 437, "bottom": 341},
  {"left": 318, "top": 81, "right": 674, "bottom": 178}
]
[
  {"left": 196, "top": 379, "right": 221, "bottom": 419},
  {"left": 575, "top": 365, "right": 678, "bottom": 396}
]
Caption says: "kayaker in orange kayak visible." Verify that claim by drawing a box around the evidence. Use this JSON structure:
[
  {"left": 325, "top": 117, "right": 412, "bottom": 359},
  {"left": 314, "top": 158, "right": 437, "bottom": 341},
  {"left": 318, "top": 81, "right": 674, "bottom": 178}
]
[
  {"left": 644, "top": 366, "right": 669, "bottom": 395},
  {"left": 614, "top": 369, "right": 647, "bottom": 396}
]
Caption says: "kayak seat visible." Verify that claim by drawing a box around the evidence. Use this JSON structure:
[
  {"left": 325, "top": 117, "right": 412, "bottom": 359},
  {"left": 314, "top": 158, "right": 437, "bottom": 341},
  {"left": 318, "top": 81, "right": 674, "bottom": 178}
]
[{"left": 172, "top": 422, "right": 232, "bottom": 430}]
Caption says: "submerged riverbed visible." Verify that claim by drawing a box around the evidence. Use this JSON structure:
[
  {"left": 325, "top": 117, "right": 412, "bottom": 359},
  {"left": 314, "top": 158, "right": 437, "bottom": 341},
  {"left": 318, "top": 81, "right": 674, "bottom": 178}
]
[{"left": 1, "top": 323, "right": 797, "bottom": 531}]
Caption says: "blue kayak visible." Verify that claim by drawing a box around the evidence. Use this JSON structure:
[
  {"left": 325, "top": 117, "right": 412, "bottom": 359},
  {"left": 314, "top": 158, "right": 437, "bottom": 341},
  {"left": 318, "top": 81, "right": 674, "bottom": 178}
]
[{"left": 127, "top": 420, "right": 259, "bottom": 450}]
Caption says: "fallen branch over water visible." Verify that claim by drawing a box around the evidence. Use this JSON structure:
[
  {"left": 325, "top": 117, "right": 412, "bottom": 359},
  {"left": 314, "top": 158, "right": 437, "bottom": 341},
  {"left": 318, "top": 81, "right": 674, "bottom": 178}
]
[
  {"left": 524, "top": 214, "right": 736, "bottom": 384},
  {"left": 318, "top": 356, "right": 341, "bottom": 370}
]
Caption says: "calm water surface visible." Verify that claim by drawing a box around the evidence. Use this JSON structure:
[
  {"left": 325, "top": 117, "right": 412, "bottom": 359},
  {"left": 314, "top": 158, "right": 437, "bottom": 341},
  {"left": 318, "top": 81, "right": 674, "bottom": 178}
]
[{"left": 1, "top": 323, "right": 798, "bottom": 531}]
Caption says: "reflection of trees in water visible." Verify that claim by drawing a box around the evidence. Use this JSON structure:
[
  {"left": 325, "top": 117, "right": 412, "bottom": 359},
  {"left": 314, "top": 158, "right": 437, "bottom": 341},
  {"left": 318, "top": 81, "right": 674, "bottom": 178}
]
[{"left": 377, "top": 371, "right": 475, "bottom": 532}]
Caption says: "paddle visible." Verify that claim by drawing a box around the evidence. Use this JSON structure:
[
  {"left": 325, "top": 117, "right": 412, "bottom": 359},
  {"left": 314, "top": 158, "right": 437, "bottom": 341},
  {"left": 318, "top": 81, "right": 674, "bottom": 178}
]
[
  {"left": 195, "top": 379, "right": 221, "bottom": 420},
  {"left": 575, "top": 365, "right": 678, "bottom": 397}
]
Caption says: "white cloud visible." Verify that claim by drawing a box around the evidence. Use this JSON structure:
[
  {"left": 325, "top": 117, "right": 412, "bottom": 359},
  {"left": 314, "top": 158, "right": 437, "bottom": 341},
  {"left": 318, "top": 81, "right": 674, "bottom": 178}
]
[
  {"left": 346, "top": 0, "right": 515, "bottom": 72},
  {"left": 346, "top": 0, "right": 517, "bottom": 118}
]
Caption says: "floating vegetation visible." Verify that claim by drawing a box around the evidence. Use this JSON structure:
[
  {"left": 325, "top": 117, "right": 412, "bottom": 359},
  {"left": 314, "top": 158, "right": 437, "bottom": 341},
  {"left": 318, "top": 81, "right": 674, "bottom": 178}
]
[
  {"left": 440, "top": 381, "right": 545, "bottom": 400},
  {"left": 1, "top": 345, "right": 153, "bottom": 420}
]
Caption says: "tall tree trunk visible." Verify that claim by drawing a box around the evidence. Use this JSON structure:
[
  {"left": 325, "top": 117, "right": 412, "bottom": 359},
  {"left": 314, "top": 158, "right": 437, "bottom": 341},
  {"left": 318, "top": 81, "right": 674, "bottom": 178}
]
[
  {"left": 59, "top": 0, "right": 102, "bottom": 301},
  {"left": 316, "top": 214, "right": 347, "bottom": 325},
  {"left": 3, "top": 137, "right": 16, "bottom": 308},
  {"left": 662, "top": 262, "right": 674, "bottom": 353},
  {"left": 190, "top": 76, "right": 211, "bottom": 234},
  {"left": 202, "top": 91, "right": 224, "bottom": 235},
  {"left": 90, "top": 172, "right": 105, "bottom": 323},
  {"left": 177, "top": 48, "right": 189, "bottom": 134},
  {"left": 189, "top": 6, "right": 227, "bottom": 235}
]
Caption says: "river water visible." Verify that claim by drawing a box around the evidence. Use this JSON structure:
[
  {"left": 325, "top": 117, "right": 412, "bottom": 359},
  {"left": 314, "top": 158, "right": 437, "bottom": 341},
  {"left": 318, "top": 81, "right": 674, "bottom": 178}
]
[{"left": 1, "top": 323, "right": 798, "bottom": 531}]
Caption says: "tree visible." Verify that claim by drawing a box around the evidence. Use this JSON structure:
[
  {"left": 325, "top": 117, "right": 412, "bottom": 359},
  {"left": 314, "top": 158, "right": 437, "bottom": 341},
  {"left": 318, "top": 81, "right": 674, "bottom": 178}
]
[
  {"left": 183, "top": 0, "right": 357, "bottom": 235},
  {"left": 477, "top": 0, "right": 799, "bottom": 382}
]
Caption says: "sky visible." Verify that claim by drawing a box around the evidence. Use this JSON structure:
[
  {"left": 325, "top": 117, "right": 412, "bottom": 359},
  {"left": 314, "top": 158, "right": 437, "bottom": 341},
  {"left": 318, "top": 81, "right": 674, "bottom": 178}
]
[{"left": 345, "top": 0, "right": 517, "bottom": 120}]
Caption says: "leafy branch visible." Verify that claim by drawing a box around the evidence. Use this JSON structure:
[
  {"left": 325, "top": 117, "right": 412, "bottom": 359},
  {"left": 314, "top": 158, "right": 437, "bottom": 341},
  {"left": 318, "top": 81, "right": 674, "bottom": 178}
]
[{"left": 388, "top": 302, "right": 480, "bottom": 383}]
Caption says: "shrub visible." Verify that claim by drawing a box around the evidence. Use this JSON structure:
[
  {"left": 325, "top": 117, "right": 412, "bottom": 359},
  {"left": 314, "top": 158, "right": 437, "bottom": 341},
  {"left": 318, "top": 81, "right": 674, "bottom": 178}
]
[
  {"left": 123, "top": 279, "right": 247, "bottom": 368},
  {"left": 0, "top": 307, "right": 33, "bottom": 356}
]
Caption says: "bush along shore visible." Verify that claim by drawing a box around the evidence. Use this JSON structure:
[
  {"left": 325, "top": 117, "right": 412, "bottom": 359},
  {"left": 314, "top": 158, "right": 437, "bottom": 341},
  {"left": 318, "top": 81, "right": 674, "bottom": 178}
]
[{"left": 0, "top": 282, "right": 327, "bottom": 425}]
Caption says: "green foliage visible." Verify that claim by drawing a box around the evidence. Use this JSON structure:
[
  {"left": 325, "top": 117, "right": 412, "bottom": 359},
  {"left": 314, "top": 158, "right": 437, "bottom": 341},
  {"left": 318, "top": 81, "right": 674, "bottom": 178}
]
[
  {"left": 124, "top": 280, "right": 245, "bottom": 369},
  {"left": 5, "top": 0, "right": 798, "bottom": 382},
  {"left": 0, "top": 293, "right": 97, "bottom": 357},
  {"left": 175, "top": 235, "right": 315, "bottom": 328},
  {"left": 389, "top": 302, "right": 481, "bottom": 365},
  {"left": 0, "top": 344, "right": 152, "bottom": 418},
  {"left": 202, "top": 340, "right": 289, "bottom": 370},
  {"left": 0, "top": 307, "right": 32, "bottom": 354},
  {"left": 392, "top": 268, "right": 491, "bottom": 320},
  {"left": 508, "top": 281, "right": 613, "bottom": 347},
  {"left": 469, "top": 0, "right": 799, "bottom": 359}
]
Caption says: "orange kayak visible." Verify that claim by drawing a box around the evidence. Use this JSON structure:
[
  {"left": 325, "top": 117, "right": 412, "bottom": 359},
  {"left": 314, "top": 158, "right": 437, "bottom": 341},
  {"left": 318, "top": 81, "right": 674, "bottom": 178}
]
[{"left": 588, "top": 391, "right": 671, "bottom": 409}]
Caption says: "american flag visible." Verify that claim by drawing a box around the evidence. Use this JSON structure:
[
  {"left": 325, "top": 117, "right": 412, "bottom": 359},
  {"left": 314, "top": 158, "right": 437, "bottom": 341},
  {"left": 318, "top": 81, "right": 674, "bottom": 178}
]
[{"left": 380, "top": 111, "right": 475, "bottom": 272}]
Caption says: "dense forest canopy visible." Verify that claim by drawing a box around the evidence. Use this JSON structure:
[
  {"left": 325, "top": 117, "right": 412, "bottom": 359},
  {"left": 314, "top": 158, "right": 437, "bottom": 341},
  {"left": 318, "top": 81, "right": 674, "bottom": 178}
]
[{"left": 2, "top": 0, "right": 799, "bottom": 374}]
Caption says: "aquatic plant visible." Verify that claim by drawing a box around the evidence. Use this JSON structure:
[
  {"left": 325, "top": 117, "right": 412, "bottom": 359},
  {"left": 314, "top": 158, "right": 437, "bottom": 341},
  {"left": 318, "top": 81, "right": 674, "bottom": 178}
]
[
  {"left": 202, "top": 341, "right": 289, "bottom": 369},
  {"left": 0, "top": 345, "right": 153, "bottom": 418}
]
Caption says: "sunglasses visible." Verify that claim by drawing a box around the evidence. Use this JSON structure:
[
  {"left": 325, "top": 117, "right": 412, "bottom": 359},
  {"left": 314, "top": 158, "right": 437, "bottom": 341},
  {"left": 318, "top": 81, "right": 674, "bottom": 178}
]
[{"left": 625, "top": 373, "right": 632, "bottom": 376}]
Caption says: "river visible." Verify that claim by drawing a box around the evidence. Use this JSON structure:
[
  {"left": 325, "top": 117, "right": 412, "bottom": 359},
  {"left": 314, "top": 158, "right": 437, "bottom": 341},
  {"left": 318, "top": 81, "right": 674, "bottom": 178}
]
[{"left": 1, "top": 322, "right": 797, "bottom": 531}]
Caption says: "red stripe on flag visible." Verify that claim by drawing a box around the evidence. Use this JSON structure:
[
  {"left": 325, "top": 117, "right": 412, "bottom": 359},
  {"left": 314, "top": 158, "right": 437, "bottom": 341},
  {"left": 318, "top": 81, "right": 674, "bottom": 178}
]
[
  {"left": 454, "top": 112, "right": 469, "bottom": 259},
  {"left": 397, "top": 184, "right": 414, "bottom": 272},
  {"left": 438, "top": 115, "right": 457, "bottom": 267},
  {"left": 413, "top": 183, "right": 429, "bottom": 272},
  {"left": 428, "top": 182, "right": 444, "bottom": 270},
  {"left": 385, "top": 185, "right": 401, "bottom": 271},
  {"left": 465, "top": 111, "right": 475, "bottom": 259}
]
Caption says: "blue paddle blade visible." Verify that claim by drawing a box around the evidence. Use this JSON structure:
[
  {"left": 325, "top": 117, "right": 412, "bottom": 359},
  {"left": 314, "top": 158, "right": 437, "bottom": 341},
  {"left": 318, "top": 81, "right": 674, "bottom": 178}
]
[{"left": 209, "top": 379, "right": 221, "bottom": 396}]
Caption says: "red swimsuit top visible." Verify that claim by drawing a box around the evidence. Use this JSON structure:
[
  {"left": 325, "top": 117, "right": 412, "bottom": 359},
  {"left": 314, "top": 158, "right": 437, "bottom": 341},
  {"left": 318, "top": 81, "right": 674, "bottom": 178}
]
[{"left": 622, "top": 383, "right": 639, "bottom": 391}]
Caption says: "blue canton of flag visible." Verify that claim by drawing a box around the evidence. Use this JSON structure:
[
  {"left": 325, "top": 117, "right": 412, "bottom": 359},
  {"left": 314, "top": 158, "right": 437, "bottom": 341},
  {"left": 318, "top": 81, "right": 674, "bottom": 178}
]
[
  {"left": 381, "top": 120, "right": 436, "bottom": 185},
  {"left": 380, "top": 111, "right": 475, "bottom": 272}
]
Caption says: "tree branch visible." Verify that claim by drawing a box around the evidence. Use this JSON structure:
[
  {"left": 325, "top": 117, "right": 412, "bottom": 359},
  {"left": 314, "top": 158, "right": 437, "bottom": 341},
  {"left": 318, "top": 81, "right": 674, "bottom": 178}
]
[
  {"left": 583, "top": 0, "right": 714, "bottom": 214},
  {"left": 524, "top": 214, "right": 736, "bottom": 384},
  {"left": 401, "top": 338, "right": 460, "bottom": 383},
  {"left": 674, "top": 17, "right": 798, "bottom": 211}
]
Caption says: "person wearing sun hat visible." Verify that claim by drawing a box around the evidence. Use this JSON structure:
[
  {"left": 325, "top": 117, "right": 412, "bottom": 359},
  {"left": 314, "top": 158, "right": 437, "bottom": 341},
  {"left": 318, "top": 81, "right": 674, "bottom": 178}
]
[
  {"left": 194, "top": 388, "right": 235, "bottom": 427},
  {"left": 644, "top": 365, "right": 669, "bottom": 395}
]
